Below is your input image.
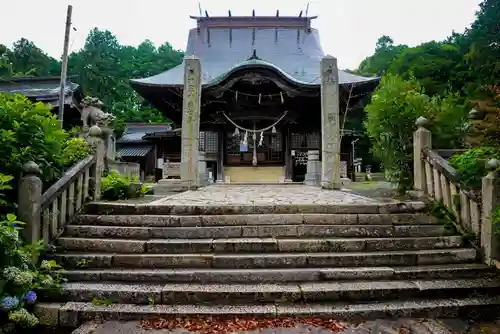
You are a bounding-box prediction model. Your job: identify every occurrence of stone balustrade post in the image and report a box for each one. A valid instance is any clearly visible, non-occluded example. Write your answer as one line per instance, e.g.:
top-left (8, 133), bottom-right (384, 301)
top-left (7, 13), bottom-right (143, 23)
top-left (481, 159), bottom-right (500, 265)
top-left (18, 161), bottom-right (42, 244)
top-left (304, 150), bottom-right (321, 186)
top-left (413, 117), bottom-right (432, 193)
top-left (88, 125), bottom-right (106, 201)
top-left (198, 151), bottom-right (208, 187)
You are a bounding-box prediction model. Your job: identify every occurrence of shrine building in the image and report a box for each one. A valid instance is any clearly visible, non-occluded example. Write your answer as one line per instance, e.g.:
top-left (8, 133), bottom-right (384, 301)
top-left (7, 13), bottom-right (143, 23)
top-left (130, 12), bottom-right (379, 186)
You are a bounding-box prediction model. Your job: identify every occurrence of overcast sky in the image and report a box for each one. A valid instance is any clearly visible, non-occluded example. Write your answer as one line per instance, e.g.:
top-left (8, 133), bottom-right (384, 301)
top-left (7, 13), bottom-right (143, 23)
top-left (2, 0), bottom-right (481, 70)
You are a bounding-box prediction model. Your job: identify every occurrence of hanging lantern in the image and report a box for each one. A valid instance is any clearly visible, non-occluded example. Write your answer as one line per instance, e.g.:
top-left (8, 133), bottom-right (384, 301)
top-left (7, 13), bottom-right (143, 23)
top-left (233, 127), bottom-right (240, 136)
top-left (272, 126), bottom-right (277, 134)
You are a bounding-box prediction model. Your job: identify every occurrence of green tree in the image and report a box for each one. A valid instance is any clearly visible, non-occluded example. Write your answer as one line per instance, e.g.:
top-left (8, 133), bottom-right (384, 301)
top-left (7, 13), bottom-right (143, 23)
top-left (356, 36), bottom-right (408, 76)
top-left (364, 75), bottom-right (468, 192)
top-left (10, 38), bottom-right (59, 77)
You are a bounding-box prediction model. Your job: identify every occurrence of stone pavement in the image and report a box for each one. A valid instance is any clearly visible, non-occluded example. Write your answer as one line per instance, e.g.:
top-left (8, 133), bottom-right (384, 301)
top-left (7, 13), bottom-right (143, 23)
top-left (149, 185), bottom-right (380, 206)
top-left (71, 318), bottom-right (492, 334)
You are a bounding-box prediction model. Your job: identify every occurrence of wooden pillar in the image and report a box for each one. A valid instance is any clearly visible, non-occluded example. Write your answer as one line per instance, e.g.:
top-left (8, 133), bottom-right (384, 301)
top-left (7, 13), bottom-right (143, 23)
top-left (216, 130), bottom-right (225, 183)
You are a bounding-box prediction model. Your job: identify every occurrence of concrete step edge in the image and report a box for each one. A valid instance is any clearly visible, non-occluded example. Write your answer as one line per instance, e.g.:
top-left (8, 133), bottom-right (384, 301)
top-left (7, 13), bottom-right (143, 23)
top-left (62, 224), bottom-right (455, 239)
top-left (57, 236), bottom-right (465, 254)
top-left (74, 213), bottom-right (439, 227)
top-left (83, 201), bottom-right (427, 215)
top-left (35, 296), bottom-right (500, 327)
top-left (62, 264), bottom-right (494, 282)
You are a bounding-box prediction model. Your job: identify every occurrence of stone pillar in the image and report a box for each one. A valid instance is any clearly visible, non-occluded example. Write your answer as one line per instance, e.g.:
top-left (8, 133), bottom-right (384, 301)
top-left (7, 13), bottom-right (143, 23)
top-left (198, 151), bottom-right (208, 187)
top-left (180, 56), bottom-right (202, 189)
top-left (413, 117), bottom-right (432, 193)
top-left (304, 150), bottom-right (321, 186)
top-left (217, 131), bottom-right (225, 183)
top-left (88, 125), bottom-right (106, 201)
top-left (18, 161), bottom-right (42, 244)
top-left (320, 56), bottom-right (341, 189)
top-left (481, 159), bottom-right (500, 265)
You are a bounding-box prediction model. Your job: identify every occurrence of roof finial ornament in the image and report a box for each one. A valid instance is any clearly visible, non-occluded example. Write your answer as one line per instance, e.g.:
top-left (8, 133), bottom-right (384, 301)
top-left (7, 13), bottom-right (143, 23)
top-left (276, 10), bottom-right (279, 17)
top-left (298, 10), bottom-right (303, 17)
top-left (248, 49), bottom-right (259, 60)
top-left (252, 9), bottom-right (255, 17)
top-left (228, 10), bottom-right (232, 17)
top-left (205, 10), bottom-right (209, 17)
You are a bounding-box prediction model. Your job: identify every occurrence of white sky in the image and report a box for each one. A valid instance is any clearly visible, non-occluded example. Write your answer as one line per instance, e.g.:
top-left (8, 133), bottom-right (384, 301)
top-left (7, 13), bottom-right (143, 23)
top-left (2, 0), bottom-right (481, 70)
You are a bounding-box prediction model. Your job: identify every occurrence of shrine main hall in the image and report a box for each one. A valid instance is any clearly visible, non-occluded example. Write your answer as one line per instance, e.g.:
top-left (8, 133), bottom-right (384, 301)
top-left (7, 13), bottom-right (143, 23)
top-left (130, 12), bottom-right (379, 188)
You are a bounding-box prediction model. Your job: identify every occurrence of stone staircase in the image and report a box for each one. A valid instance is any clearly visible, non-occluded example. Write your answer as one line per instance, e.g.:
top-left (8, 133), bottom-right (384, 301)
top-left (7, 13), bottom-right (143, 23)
top-left (36, 200), bottom-right (500, 328)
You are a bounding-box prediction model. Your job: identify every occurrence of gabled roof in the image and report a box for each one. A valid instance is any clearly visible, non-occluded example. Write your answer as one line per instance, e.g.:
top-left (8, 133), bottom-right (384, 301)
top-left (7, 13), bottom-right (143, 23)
top-left (130, 17), bottom-right (378, 89)
top-left (118, 123), bottom-right (173, 143)
top-left (0, 76), bottom-right (80, 102)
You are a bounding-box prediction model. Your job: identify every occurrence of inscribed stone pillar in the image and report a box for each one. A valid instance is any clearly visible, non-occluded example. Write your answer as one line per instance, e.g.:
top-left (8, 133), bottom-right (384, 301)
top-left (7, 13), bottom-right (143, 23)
top-left (413, 117), bottom-right (432, 193)
top-left (180, 56), bottom-right (202, 189)
top-left (320, 56), bottom-right (341, 189)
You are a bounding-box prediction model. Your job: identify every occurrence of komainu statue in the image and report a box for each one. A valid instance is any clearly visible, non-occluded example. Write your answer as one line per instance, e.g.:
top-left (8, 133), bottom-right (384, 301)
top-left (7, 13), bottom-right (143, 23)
top-left (72, 96), bottom-right (115, 130)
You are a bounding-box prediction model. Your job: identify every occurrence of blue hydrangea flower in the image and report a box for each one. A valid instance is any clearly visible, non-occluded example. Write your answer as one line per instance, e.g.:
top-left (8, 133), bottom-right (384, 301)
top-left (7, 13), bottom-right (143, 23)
top-left (1, 296), bottom-right (19, 311)
top-left (24, 291), bottom-right (37, 304)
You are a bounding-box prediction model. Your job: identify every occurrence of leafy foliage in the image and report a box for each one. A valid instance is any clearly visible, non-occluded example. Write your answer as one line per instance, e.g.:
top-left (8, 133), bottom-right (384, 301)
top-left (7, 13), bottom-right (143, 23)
top-left (0, 94), bottom-right (68, 183)
top-left (364, 75), bottom-right (468, 193)
top-left (0, 175), bottom-right (65, 330)
top-left (59, 138), bottom-right (92, 168)
top-left (449, 146), bottom-right (500, 189)
top-left (101, 171), bottom-right (148, 201)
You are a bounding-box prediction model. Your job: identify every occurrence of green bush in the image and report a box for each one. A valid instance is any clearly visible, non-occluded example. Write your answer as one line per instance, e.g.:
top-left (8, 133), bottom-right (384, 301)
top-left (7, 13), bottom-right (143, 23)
top-left (0, 93), bottom-right (68, 183)
top-left (0, 173), bottom-right (65, 330)
top-left (364, 75), bottom-right (468, 193)
top-left (60, 138), bottom-right (92, 169)
top-left (449, 146), bottom-right (500, 189)
top-left (101, 171), bottom-right (148, 201)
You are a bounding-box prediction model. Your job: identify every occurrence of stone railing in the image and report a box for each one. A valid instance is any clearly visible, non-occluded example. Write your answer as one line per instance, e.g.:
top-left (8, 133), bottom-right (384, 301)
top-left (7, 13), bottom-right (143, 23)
top-left (413, 117), bottom-right (500, 265)
top-left (17, 125), bottom-right (106, 245)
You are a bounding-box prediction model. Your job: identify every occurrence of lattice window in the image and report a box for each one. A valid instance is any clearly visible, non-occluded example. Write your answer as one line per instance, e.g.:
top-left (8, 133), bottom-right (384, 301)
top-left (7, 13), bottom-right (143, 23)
top-left (307, 132), bottom-right (320, 149)
top-left (198, 132), bottom-right (218, 153)
top-left (291, 132), bottom-right (320, 149)
top-left (204, 132), bottom-right (218, 153)
top-left (199, 132), bottom-right (206, 151)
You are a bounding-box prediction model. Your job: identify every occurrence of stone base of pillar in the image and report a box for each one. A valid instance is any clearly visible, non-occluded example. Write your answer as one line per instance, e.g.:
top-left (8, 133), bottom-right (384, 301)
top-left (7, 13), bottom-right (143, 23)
top-left (304, 150), bottom-right (321, 186)
top-left (285, 178), bottom-right (293, 183)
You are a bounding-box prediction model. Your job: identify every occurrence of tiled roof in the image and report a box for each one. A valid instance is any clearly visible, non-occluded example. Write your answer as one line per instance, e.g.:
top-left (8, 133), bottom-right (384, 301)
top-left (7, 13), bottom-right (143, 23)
top-left (116, 145), bottom-right (153, 157)
top-left (117, 123), bottom-right (173, 143)
top-left (0, 76), bottom-right (79, 101)
top-left (131, 25), bottom-right (378, 88)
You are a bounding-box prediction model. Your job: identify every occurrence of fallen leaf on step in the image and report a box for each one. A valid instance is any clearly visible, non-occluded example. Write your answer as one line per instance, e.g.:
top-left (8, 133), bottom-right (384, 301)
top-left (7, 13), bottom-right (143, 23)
top-left (140, 315), bottom-right (345, 333)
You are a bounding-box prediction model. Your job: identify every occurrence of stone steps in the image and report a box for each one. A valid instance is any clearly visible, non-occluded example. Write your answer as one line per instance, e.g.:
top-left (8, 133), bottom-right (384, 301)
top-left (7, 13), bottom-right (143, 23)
top-left (63, 224), bottom-right (455, 239)
top-left (83, 201), bottom-right (427, 215)
top-left (53, 248), bottom-right (477, 269)
top-left (36, 296), bottom-right (500, 327)
top-left (62, 264), bottom-right (495, 283)
top-left (74, 213), bottom-right (440, 227)
top-left (57, 236), bottom-right (465, 253)
top-left (41, 197), bottom-right (499, 327)
top-left (47, 278), bottom-right (500, 305)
